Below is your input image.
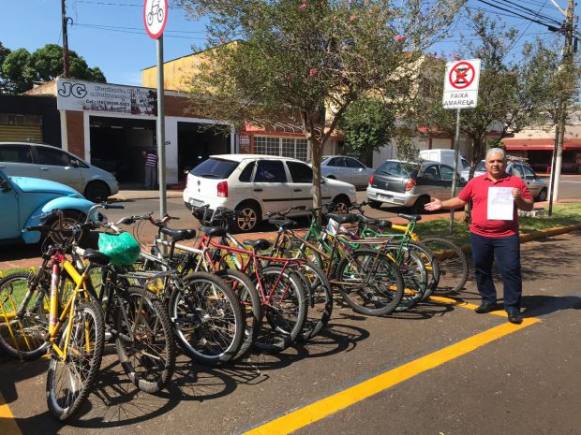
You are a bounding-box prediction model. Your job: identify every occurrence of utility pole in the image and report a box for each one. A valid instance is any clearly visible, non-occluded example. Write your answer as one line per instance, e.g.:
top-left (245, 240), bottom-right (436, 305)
top-left (61, 0), bottom-right (69, 77)
top-left (548, 0), bottom-right (575, 215)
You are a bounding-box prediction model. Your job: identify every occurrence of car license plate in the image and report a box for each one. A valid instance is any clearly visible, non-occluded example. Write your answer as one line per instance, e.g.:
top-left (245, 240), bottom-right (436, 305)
top-left (189, 199), bottom-right (205, 208)
top-left (378, 194), bottom-right (392, 201)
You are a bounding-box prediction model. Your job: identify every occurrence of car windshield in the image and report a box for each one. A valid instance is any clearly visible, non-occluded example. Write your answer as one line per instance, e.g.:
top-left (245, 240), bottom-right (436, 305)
top-left (191, 158), bottom-right (239, 179)
top-left (476, 160), bottom-right (486, 172)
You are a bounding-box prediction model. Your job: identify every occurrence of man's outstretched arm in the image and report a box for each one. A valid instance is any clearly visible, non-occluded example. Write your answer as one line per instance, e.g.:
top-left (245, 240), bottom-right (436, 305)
top-left (425, 197), bottom-right (467, 212)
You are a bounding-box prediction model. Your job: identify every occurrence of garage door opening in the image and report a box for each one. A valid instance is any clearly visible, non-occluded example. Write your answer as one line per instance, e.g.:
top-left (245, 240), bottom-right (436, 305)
top-left (178, 122), bottom-right (230, 181)
top-left (90, 116), bottom-right (156, 185)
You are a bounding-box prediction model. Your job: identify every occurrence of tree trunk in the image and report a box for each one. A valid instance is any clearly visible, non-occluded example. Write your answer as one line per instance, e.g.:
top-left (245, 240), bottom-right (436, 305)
top-left (310, 136), bottom-right (323, 222)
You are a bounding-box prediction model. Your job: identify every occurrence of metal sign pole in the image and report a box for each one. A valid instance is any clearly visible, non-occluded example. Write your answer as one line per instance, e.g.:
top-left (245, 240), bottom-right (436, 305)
top-left (449, 108), bottom-right (461, 234)
top-left (156, 35), bottom-right (167, 217)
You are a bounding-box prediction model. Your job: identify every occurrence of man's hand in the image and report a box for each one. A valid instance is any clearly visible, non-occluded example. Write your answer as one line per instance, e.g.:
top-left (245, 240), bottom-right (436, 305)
top-left (425, 198), bottom-right (442, 212)
top-left (512, 188), bottom-right (522, 200)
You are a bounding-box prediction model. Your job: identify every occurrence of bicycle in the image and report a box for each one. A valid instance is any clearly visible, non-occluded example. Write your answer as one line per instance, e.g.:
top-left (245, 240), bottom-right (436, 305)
top-left (0, 209), bottom-right (106, 421)
top-left (110, 212), bottom-right (245, 365)
top-left (270, 206), bottom-right (405, 316)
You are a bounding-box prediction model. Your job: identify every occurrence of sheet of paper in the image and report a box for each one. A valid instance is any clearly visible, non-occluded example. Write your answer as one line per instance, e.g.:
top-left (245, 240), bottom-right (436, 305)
top-left (487, 187), bottom-right (514, 220)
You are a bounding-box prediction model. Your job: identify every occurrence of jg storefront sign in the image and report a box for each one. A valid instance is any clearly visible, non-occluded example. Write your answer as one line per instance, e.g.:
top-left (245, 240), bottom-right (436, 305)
top-left (56, 78), bottom-right (157, 115)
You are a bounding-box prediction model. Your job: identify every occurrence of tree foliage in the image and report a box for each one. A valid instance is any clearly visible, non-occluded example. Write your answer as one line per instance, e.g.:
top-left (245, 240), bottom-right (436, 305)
top-left (338, 97), bottom-right (396, 165)
top-left (178, 0), bottom-right (463, 210)
top-left (0, 43), bottom-right (106, 94)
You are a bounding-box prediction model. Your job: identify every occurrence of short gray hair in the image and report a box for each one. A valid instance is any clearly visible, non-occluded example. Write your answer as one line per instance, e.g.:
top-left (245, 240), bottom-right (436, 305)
top-left (486, 147), bottom-right (506, 161)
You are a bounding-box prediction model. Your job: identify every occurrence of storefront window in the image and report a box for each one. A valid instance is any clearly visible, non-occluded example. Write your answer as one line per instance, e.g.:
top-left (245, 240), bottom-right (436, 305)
top-left (254, 136), bottom-right (309, 161)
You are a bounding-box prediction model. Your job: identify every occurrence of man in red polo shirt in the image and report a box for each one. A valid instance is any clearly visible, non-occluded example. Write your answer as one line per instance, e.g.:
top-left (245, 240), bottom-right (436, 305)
top-left (425, 148), bottom-right (534, 324)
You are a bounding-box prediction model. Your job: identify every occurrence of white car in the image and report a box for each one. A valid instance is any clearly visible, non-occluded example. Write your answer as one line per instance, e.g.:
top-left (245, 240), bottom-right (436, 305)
top-left (183, 154), bottom-right (357, 232)
top-left (0, 142), bottom-right (119, 202)
top-left (321, 155), bottom-right (374, 189)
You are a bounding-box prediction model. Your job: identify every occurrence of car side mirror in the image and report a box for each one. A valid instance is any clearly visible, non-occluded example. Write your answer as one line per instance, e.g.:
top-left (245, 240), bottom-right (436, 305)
top-left (0, 178), bottom-right (12, 192)
top-left (70, 159), bottom-right (80, 168)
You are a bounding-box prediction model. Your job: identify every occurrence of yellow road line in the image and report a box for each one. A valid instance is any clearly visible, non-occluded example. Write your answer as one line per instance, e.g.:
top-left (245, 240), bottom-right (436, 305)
top-left (0, 393), bottom-right (22, 435)
top-left (245, 317), bottom-right (540, 435)
top-left (428, 295), bottom-right (509, 318)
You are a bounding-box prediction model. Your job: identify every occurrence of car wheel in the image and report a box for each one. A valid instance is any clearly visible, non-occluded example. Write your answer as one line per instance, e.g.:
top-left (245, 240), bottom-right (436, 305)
top-left (369, 200), bottom-right (382, 209)
top-left (332, 195), bottom-right (351, 214)
top-left (536, 188), bottom-right (547, 202)
top-left (47, 210), bottom-right (86, 245)
top-left (234, 202), bottom-right (260, 233)
top-left (412, 196), bottom-right (430, 215)
top-left (85, 181), bottom-right (111, 203)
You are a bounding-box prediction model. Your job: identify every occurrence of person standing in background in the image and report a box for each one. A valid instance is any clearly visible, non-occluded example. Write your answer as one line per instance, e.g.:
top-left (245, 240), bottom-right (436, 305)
top-left (143, 149), bottom-right (158, 189)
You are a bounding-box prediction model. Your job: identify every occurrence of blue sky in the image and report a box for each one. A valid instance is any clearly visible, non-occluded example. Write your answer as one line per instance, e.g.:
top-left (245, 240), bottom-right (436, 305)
top-left (0, 0), bottom-right (573, 87)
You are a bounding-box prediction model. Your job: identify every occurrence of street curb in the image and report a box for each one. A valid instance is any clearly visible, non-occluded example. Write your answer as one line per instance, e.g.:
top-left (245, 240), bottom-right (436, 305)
top-left (111, 192), bottom-right (183, 202)
top-left (459, 223), bottom-right (581, 254)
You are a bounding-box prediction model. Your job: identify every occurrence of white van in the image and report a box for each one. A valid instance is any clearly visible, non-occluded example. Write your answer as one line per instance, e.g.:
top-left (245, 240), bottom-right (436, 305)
top-left (419, 149), bottom-right (470, 181)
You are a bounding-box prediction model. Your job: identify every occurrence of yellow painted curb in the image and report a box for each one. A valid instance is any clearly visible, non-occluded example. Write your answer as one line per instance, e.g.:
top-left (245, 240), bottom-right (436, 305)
top-left (0, 393), bottom-right (21, 435)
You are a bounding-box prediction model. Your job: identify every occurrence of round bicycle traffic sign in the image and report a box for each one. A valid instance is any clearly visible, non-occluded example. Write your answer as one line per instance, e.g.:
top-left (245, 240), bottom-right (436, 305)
top-left (448, 62), bottom-right (476, 90)
top-left (144, 0), bottom-right (168, 39)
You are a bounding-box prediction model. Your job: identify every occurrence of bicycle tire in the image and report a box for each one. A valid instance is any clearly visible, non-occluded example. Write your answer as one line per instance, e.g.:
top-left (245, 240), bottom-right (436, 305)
top-left (214, 269), bottom-right (261, 360)
top-left (170, 272), bottom-right (243, 365)
top-left (407, 241), bottom-right (440, 299)
top-left (253, 266), bottom-right (307, 352)
top-left (334, 249), bottom-right (404, 316)
top-left (382, 246), bottom-right (428, 312)
top-left (46, 300), bottom-right (105, 421)
top-left (0, 272), bottom-right (50, 360)
top-left (294, 262), bottom-right (333, 341)
top-left (114, 287), bottom-right (176, 393)
top-left (421, 237), bottom-right (469, 294)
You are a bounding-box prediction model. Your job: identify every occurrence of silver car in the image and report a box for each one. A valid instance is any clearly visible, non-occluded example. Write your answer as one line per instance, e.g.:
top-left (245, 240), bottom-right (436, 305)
top-left (461, 159), bottom-right (547, 201)
top-left (321, 155), bottom-right (374, 189)
top-left (367, 160), bottom-right (465, 213)
top-left (0, 142), bottom-right (119, 202)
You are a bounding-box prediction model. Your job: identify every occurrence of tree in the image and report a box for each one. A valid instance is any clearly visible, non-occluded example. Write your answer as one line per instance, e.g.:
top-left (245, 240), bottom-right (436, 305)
top-left (413, 13), bottom-right (561, 179)
top-left (179, 0), bottom-right (463, 212)
top-left (0, 43), bottom-right (106, 94)
top-left (338, 97), bottom-right (396, 166)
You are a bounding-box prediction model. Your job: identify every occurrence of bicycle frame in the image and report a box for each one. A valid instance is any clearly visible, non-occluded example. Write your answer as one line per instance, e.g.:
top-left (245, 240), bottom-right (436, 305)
top-left (48, 253), bottom-right (97, 361)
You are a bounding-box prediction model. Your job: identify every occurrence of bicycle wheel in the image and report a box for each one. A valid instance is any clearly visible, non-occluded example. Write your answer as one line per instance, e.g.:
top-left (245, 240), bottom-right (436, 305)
top-left (407, 241), bottom-right (440, 299)
top-left (214, 269), bottom-right (261, 360)
top-left (114, 287), bottom-right (175, 394)
top-left (170, 272), bottom-right (243, 365)
top-left (46, 300), bottom-right (105, 421)
top-left (294, 262), bottom-right (333, 341)
top-left (421, 237), bottom-right (469, 294)
top-left (253, 266), bottom-right (307, 352)
top-left (383, 246), bottom-right (428, 312)
top-left (0, 272), bottom-right (50, 360)
top-left (335, 249), bottom-right (404, 316)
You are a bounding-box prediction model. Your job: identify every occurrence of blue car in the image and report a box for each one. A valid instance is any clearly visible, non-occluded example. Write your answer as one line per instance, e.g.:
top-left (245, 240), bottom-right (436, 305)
top-left (0, 169), bottom-right (95, 244)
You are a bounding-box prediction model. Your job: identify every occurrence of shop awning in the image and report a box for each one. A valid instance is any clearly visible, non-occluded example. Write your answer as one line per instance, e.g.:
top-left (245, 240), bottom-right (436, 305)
top-left (503, 138), bottom-right (581, 151)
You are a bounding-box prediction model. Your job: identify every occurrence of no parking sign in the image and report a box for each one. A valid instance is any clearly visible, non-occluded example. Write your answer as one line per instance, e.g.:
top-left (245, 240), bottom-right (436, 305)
top-left (442, 59), bottom-right (481, 109)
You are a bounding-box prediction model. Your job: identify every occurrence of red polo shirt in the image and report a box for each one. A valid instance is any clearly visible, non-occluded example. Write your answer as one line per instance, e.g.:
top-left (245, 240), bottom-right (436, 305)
top-left (458, 173), bottom-right (532, 238)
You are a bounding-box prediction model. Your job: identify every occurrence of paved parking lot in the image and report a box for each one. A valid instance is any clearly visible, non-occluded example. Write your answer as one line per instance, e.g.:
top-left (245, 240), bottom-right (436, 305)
top-left (1, 231), bottom-right (580, 434)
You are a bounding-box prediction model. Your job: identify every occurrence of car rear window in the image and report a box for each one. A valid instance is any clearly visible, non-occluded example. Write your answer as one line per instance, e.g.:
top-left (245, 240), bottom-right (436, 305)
top-left (376, 161), bottom-right (418, 177)
top-left (191, 158), bottom-right (239, 179)
top-left (0, 145), bottom-right (33, 163)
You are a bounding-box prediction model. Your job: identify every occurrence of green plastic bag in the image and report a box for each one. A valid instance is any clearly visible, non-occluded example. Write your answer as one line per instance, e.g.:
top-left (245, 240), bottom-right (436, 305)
top-left (98, 232), bottom-right (141, 266)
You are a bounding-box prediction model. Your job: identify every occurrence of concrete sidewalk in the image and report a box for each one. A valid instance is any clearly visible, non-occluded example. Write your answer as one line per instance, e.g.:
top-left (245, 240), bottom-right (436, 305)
top-left (110, 190), bottom-right (183, 201)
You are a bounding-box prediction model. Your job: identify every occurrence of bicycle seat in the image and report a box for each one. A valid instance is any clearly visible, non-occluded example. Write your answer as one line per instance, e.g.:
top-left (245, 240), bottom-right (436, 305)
top-left (357, 215), bottom-right (393, 229)
top-left (327, 213), bottom-right (359, 224)
top-left (200, 225), bottom-right (227, 237)
top-left (242, 239), bottom-right (272, 251)
top-left (397, 213), bottom-right (422, 222)
top-left (268, 218), bottom-right (296, 228)
top-left (83, 249), bottom-right (110, 266)
top-left (160, 227), bottom-right (196, 241)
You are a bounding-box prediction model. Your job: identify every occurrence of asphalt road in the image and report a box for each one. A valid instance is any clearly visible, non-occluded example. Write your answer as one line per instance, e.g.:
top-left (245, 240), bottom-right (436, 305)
top-left (1, 231), bottom-right (580, 434)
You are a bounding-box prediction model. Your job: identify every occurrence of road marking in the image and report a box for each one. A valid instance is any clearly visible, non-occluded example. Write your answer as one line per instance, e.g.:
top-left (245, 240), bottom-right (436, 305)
top-left (244, 317), bottom-right (540, 435)
top-left (428, 295), bottom-right (508, 318)
top-left (0, 393), bottom-right (21, 435)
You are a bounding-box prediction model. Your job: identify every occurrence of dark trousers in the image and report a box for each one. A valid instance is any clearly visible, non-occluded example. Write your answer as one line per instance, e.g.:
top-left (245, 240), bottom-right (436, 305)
top-left (470, 233), bottom-right (522, 312)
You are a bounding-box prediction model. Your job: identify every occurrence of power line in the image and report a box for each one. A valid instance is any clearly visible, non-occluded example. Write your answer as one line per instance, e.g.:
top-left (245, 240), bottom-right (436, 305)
top-left (496, 0), bottom-right (563, 26)
top-left (476, 0), bottom-right (563, 30)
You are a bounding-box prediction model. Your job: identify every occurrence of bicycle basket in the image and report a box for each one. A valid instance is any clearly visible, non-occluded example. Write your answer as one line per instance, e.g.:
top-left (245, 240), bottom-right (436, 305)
top-left (97, 232), bottom-right (141, 266)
